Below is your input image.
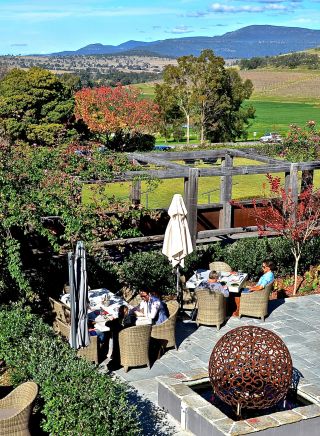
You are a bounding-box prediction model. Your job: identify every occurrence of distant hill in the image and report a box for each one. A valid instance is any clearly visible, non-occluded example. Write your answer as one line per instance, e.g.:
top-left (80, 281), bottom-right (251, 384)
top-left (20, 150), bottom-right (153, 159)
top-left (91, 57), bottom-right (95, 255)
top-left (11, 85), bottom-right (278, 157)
top-left (50, 25), bottom-right (320, 59)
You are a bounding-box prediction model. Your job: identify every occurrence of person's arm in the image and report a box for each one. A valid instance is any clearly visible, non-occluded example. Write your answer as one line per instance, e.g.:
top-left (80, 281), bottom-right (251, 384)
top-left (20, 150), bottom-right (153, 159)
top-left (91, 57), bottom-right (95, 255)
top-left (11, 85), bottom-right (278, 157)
top-left (220, 284), bottom-right (229, 297)
top-left (148, 299), bottom-right (160, 321)
top-left (249, 273), bottom-right (271, 291)
top-left (248, 284), bottom-right (264, 291)
top-left (132, 301), bottom-right (145, 317)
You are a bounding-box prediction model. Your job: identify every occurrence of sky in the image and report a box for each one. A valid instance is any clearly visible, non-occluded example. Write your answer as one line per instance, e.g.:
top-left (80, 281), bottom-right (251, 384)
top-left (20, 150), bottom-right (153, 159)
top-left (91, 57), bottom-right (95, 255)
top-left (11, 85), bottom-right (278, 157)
top-left (0, 0), bottom-right (320, 55)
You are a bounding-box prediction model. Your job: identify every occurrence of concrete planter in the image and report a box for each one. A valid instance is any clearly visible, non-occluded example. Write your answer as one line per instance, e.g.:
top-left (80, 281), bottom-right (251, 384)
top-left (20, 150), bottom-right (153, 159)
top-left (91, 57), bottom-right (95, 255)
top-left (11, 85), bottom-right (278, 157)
top-left (157, 369), bottom-right (320, 436)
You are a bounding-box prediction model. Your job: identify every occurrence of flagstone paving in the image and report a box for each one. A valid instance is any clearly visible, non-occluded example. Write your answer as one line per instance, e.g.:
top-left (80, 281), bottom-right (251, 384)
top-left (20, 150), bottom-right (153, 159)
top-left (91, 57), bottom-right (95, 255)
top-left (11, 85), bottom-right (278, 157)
top-left (100, 294), bottom-right (320, 435)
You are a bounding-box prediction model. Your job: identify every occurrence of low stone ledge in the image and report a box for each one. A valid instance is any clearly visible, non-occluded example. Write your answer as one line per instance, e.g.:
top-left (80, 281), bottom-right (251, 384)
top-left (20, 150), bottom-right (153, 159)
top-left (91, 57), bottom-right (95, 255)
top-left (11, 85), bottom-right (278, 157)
top-left (157, 368), bottom-right (320, 435)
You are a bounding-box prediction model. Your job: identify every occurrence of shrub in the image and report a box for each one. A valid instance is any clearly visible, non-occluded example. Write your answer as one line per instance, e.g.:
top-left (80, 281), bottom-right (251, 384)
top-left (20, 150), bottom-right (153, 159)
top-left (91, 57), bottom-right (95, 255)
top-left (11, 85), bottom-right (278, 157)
top-left (181, 243), bottom-right (225, 277)
top-left (0, 306), bottom-right (141, 436)
top-left (118, 251), bottom-right (175, 295)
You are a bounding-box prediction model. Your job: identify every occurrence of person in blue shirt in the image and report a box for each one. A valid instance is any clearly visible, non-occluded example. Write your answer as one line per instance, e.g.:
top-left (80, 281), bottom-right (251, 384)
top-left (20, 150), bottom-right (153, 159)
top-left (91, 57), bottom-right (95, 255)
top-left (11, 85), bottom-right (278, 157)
top-left (242, 260), bottom-right (275, 293)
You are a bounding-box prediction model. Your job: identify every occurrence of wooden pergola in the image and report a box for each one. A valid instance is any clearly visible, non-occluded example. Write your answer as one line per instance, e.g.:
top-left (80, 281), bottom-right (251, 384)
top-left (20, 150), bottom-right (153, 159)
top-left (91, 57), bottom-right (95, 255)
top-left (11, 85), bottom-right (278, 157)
top-left (95, 148), bottom-right (320, 249)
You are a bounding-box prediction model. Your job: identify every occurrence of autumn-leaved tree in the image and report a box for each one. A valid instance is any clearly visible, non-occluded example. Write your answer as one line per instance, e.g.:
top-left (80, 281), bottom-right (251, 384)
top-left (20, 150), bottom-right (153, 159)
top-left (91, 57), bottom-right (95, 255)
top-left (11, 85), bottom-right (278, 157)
top-left (251, 174), bottom-right (320, 295)
top-left (74, 84), bottom-right (159, 147)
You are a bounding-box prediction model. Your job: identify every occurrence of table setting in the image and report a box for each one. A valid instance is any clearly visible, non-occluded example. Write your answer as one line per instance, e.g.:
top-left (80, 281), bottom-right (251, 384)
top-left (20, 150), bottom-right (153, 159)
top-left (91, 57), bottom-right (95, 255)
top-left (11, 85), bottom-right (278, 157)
top-left (186, 269), bottom-right (248, 293)
top-left (61, 288), bottom-right (128, 332)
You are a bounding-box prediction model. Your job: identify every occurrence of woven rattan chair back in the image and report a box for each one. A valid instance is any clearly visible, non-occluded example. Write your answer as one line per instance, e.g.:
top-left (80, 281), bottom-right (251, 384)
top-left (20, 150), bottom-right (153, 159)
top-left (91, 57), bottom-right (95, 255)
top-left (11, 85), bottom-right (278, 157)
top-left (0, 381), bottom-right (38, 436)
top-left (49, 297), bottom-right (71, 327)
top-left (239, 281), bottom-right (274, 322)
top-left (56, 319), bottom-right (99, 364)
top-left (151, 300), bottom-right (179, 350)
top-left (209, 261), bottom-right (232, 273)
top-left (195, 289), bottom-right (226, 330)
top-left (119, 324), bottom-right (151, 372)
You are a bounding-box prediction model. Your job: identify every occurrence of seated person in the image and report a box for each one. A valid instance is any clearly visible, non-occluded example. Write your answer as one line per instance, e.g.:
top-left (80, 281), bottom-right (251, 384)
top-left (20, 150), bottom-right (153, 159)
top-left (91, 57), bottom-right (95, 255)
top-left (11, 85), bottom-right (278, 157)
top-left (106, 304), bottom-right (136, 332)
top-left (242, 260), bottom-right (275, 294)
top-left (197, 270), bottom-right (229, 297)
top-left (132, 290), bottom-right (168, 325)
top-left (105, 305), bottom-right (136, 363)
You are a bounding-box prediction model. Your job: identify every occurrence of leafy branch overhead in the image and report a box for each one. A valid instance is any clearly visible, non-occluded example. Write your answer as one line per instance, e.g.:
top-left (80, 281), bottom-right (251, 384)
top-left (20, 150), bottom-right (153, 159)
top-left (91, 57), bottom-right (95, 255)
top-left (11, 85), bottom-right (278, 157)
top-left (0, 138), bottom-right (150, 301)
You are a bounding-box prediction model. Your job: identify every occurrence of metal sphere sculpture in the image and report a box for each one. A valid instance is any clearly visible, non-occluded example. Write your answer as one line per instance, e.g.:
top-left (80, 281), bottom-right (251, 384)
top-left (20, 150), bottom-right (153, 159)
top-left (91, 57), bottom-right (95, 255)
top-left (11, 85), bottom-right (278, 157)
top-left (209, 326), bottom-right (292, 413)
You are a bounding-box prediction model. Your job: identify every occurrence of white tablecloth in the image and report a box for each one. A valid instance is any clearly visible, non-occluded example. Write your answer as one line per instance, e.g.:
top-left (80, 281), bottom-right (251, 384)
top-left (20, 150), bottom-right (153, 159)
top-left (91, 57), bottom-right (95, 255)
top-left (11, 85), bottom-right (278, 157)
top-left (186, 270), bottom-right (248, 293)
top-left (61, 288), bottom-right (129, 332)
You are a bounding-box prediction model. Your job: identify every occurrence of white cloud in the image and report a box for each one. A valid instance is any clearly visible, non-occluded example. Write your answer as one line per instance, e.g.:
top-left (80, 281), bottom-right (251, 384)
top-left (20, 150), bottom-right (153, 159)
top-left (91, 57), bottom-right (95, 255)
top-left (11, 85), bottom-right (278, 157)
top-left (166, 25), bottom-right (194, 34)
top-left (0, 3), bottom-right (180, 22)
top-left (209, 2), bottom-right (288, 13)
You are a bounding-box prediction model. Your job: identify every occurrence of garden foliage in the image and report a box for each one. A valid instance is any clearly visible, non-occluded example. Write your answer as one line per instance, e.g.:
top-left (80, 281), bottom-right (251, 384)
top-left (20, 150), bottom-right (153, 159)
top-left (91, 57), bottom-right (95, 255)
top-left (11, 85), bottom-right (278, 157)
top-left (0, 138), bottom-right (151, 302)
top-left (118, 251), bottom-right (176, 295)
top-left (0, 306), bottom-right (141, 435)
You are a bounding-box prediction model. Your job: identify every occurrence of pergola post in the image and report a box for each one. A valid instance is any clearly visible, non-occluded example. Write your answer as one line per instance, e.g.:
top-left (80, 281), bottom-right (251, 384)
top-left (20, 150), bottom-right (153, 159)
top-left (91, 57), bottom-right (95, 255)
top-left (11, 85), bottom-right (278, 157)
top-left (219, 152), bottom-right (233, 229)
top-left (289, 163), bottom-right (299, 222)
top-left (130, 179), bottom-right (141, 206)
top-left (185, 168), bottom-right (199, 249)
top-left (284, 171), bottom-right (290, 193)
top-left (289, 163), bottom-right (299, 205)
top-left (301, 169), bottom-right (314, 192)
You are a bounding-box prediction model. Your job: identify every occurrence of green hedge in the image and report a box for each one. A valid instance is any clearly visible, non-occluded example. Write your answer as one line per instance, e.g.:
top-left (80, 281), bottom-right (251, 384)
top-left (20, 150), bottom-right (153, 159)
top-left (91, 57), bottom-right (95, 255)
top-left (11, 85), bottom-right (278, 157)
top-left (180, 236), bottom-right (320, 280)
top-left (118, 251), bottom-right (176, 295)
top-left (0, 306), bottom-right (141, 436)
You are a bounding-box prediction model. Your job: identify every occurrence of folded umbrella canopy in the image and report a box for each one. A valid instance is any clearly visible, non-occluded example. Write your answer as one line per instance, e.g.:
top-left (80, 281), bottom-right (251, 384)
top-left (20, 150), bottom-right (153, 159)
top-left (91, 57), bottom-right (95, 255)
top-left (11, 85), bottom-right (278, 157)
top-left (162, 194), bottom-right (193, 304)
top-left (69, 241), bottom-right (90, 349)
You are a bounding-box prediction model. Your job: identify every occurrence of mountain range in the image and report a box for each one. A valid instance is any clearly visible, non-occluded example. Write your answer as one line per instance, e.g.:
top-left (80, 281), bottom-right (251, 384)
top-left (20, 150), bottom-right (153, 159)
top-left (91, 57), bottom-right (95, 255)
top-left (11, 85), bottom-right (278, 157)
top-left (51, 25), bottom-right (320, 59)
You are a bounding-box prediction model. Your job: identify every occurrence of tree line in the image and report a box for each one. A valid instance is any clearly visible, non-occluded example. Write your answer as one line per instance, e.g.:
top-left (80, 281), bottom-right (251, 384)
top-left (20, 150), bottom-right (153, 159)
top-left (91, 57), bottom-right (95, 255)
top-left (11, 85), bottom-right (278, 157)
top-left (0, 50), bottom-right (255, 148)
top-left (239, 52), bottom-right (320, 70)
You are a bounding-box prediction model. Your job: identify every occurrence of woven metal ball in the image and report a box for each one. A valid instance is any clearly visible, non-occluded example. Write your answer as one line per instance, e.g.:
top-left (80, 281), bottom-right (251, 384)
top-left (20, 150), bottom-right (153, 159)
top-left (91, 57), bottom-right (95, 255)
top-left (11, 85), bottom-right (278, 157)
top-left (209, 326), bottom-right (292, 411)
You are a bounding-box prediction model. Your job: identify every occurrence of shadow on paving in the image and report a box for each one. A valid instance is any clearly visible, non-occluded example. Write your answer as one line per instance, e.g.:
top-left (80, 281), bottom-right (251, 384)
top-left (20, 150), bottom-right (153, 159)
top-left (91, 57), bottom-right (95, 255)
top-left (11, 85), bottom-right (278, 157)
top-left (175, 320), bottom-right (198, 348)
top-left (127, 386), bottom-right (177, 436)
top-left (268, 298), bottom-right (285, 315)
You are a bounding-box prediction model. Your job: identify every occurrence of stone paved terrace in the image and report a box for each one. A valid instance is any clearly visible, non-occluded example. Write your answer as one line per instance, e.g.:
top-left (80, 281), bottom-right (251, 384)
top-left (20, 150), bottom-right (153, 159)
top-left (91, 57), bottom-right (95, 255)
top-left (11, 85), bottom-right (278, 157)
top-left (100, 294), bottom-right (320, 435)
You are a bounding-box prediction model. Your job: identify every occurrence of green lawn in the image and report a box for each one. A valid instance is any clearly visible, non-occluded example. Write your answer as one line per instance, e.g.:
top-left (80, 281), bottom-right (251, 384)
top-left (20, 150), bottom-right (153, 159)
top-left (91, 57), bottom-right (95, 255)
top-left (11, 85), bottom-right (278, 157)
top-left (83, 159), bottom-right (320, 209)
top-left (134, 82), bottom-right (320, 142)
top-left (245, 101), bottom-right (320, 139)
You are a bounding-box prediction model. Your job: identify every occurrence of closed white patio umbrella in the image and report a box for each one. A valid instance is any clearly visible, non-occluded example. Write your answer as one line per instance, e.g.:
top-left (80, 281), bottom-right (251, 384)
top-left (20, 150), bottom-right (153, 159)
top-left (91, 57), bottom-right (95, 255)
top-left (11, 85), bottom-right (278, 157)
top-left (162, 194), bottom-right (193, 305)
top-left (69, 241), bottom-right (90, 349)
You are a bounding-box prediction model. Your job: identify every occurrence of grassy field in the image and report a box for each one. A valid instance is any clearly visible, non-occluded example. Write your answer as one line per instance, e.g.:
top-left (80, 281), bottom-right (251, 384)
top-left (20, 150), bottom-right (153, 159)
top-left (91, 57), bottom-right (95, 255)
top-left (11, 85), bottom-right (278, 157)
top-left (85, 70), bottom-right (320, 209)
top-left (83, 159), bottom-right (320, 209)
top-left (134, 70), bottom-right (320, 140)
top-left (245, 101), bottom-right (320, 138)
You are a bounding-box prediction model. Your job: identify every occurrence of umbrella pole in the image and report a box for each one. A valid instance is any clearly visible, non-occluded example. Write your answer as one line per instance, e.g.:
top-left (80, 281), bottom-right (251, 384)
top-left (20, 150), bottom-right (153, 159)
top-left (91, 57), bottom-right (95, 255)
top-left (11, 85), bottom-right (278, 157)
top-left (68, 252), bottom-right (77, 349)
top-left (176, 265), bottom-right (183, 311)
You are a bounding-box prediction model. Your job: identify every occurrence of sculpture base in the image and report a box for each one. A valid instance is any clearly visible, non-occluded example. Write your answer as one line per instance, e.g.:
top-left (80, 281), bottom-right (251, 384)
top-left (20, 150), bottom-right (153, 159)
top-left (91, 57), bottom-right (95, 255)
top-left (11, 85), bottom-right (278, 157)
top-left (157, 369), bottom-right (320, 436)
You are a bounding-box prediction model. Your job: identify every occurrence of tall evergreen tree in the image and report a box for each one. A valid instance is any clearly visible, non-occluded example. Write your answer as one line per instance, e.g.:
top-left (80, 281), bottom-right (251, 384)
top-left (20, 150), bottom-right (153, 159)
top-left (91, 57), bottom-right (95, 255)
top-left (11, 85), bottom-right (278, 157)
top-left (156, 49), bottom-right (255, 144)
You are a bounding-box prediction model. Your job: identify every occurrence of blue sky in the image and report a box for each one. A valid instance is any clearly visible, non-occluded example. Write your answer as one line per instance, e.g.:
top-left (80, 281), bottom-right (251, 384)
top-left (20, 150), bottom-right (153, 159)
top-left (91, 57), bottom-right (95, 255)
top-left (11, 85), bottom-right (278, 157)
top-left (0, 0), bottom-right (319, 55)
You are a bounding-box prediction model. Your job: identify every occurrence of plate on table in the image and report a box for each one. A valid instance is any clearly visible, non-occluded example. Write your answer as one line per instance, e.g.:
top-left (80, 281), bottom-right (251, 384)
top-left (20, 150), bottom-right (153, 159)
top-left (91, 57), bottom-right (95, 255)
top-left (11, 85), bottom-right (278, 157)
top-left (220, 272), bottom-right (231, 278)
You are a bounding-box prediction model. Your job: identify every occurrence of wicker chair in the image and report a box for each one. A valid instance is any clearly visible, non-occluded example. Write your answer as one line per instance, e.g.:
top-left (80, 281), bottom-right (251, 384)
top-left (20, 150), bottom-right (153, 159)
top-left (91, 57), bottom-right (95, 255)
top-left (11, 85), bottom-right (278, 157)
top-left (195, 289), bottom-right (226, 330)
top-left (56, 319), bottom-right (99, 365)
top-left (151, 300), bottom-right (179, 350)
top-left (49, 297), bottom-right (71, 331)
top-left (0, 381), bottom-right (38, 436)
top-left (209, 261), bottom-right (232, 273)
top-left (239, 282), bottom-right (274, 322)
top-left (119, 324), bottom-right (151, 372)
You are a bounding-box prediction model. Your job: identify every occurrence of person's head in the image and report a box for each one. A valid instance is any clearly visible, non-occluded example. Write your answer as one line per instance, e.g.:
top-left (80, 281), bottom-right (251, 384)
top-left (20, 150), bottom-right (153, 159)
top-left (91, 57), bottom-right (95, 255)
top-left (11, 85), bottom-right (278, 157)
top-left (139, 290), bottom-right (150, 302)
top-left (118, 305), bottom-right (129, 319)
top-left (262, 260), bottom-right (275, 272)
top-left (208, 271), bottom-right (219, 281)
